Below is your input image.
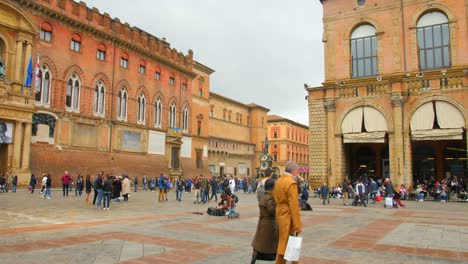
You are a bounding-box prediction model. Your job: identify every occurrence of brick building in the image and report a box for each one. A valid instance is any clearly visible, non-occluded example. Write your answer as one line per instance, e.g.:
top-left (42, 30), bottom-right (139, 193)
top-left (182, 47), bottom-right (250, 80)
top-left (207, 92), bottom-right (269, 178)
top-left (267, 115), bottom-right (309, 178)
top-left (0, 0), bottom-right (270, 186)
top-left (307, 0), bottom-right (468, 188)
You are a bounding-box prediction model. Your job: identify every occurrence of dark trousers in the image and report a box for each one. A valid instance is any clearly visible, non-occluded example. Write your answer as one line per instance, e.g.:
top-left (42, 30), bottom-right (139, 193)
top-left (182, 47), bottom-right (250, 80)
top-left (63, 184), bottom-right (69, 196)
top-left (103, 192), bottom-right (111, 208)
top-left (92, 189), bottom-right (98, 205)
top-left (123, 193), bottom-right (129, 202)
top-left (210, 191), bottom-right (217, 201)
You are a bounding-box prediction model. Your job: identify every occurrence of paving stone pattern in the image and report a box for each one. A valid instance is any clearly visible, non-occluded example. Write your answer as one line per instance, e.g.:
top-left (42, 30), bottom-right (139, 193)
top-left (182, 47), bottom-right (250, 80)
top-left (0, 189), bottom-right (467, 263)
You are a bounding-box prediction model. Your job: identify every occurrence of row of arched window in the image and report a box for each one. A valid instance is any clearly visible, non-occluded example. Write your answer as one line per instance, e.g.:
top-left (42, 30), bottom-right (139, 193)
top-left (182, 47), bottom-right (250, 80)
top-left (350, 11), bottom-right (451, 78)
top-left (35, 65), bottom-right (190, 132)
top-left (39, 21), bottom-right (188, 89)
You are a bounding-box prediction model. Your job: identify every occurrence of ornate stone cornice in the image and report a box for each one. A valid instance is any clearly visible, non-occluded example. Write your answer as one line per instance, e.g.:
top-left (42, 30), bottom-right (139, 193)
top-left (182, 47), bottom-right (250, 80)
top-left (21, 0), bottom-right (196, 78)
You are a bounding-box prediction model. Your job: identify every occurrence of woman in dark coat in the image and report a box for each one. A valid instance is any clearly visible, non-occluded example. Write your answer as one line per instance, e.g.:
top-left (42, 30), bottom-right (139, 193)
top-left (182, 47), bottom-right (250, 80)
top-left (112, 177), bottom-right (122, 202)
top-left (251, 178), bottom-right (278, 263)
top-left (85, 175), bottom-right (92, 204)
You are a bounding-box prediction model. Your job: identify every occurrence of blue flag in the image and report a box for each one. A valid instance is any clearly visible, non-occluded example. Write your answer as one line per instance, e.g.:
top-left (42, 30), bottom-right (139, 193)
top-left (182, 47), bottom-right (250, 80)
top-left (24, 56), bottom-right (33, 87)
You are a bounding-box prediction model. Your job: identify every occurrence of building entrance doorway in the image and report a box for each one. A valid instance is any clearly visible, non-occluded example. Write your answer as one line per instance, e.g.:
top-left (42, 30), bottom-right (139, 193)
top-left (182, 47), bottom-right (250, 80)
top-left (412, 140), bottom-right (467, 184)
top-left (0, 144), bottom-right (9, 172)
top-left (345, 143), bottom-right (389, 182)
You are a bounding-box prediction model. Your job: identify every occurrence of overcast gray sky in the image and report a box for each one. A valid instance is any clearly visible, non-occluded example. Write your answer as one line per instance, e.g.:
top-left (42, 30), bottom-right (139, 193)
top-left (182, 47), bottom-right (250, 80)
top-left (83, 0), bottom-right (324, 125)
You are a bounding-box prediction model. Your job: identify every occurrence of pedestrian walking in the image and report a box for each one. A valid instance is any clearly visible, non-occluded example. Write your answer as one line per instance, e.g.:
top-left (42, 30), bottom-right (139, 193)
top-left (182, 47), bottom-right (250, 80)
top-left (42, 174), bottom-right (51, 199)
top-left (85, 175), bottom-right (92, 204)
top-left (251, 178), bottom-right (278, 263)
top-left (122, 175), bottom-right (131, 202)
top-left (29, 174), bottom-right (37, 194)
top-left (75, 175), bottom-right (84, 196)
top-left (102, 175), bottom-right (112, 210)
top-left (142, 175), bottom-right (148, 192)
top-left (95, 174), bottom-right (103, 209)
top-left (272, 161), bottom-right (303, 264)
top-left (11, 174), bottom-right (17, 193)
top-left (61, 171), bottom-right (71, 197)
top-left (176, 177), bottom-right (185, 201)
top-left (134, 176), bottom-right (138, 192)
top-left (321, 182), bottom-right (329, 205)
top-left (40, 173), bottom-right (47, 194)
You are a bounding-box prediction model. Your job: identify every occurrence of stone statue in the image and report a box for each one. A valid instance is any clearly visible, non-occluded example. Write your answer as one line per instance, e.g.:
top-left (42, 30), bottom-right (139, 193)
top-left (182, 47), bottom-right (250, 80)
top-left (0, 57), bottom-right (5, 80)
top-left (263, 137), bottom-right (269, 154)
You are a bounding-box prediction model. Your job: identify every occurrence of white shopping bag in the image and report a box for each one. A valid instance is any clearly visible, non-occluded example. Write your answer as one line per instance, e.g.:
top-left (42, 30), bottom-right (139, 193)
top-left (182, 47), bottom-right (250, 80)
top-left (385, 197), bottom-right (393, 207)
top-left (284, 235), bottom-right (302, 261)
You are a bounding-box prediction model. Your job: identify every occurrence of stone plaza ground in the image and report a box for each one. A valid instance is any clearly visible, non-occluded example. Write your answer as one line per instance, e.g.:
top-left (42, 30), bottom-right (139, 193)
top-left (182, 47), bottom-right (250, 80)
top-left (0, 189), bottom-right (467, 264)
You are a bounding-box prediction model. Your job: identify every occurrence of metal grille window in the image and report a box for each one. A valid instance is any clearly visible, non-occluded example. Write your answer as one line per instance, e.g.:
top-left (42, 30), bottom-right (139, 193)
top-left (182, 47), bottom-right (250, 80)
top-left (417, 12), bottom-right (450, 70)
top-left (351, 24), bottom-right (377, 78)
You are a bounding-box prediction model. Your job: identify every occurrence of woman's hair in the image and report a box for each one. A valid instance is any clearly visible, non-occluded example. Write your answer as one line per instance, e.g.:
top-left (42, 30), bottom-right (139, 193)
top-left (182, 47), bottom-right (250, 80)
top-left (264, 178), bottom-right (276, 191)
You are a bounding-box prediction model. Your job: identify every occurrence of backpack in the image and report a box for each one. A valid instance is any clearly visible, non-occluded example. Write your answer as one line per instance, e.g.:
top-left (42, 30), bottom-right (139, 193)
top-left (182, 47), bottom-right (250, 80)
top-left (231, 194), bottom-right (239, 203)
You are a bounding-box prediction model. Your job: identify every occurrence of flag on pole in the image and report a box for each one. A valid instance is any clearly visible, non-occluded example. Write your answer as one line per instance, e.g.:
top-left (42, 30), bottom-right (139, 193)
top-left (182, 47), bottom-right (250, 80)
top-left (24, 56), bottom-right (33, 87)
top-left (34, 54), bottom-right (41, 94)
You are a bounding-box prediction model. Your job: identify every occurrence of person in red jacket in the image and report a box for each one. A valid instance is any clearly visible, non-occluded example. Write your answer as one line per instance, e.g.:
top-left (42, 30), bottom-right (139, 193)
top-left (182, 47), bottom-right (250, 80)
top-left (61, 171), bottom-right (71, 197)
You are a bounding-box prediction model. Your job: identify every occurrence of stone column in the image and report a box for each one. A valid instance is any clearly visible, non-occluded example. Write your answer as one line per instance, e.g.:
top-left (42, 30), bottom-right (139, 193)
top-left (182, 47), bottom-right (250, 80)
top-left (391, 94), bottom-right (405, 186)
top-left (21, 122), bottom-right (32, 170)
top-left (14, 40), bottom-right (24, 82)
top-left (12, 121), bottom-right (23, 169)
top-left (325, 99), bottom-right (336, 186)
top-left (308, 99), bottom-right (328, 188)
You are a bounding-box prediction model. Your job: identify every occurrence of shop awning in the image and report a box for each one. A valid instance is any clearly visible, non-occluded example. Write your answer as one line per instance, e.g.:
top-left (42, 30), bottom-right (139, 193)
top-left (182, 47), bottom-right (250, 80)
top-left (411, 128), bottom-right (464, 141)
top-left (343, 131), bottom-right (386, 143)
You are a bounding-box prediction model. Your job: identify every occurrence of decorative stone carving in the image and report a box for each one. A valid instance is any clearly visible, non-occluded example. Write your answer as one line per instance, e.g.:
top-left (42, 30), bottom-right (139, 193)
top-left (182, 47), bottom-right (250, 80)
top-left (324, 100), bottom-right (336, 112)
top-left (391, 95), bottom-right (405, 107)
top-left (32, 113), bottom-right (56, 138)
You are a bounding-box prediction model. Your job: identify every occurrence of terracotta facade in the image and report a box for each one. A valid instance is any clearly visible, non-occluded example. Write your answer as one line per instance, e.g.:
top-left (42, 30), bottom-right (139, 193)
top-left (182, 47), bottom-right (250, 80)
top-left (267, 115), bottom-right (309, 178)
top-left (308, 0), bottom-right (468, 188)
top-left (208, 92), bottom-right (269, 178)
top-left (0, 0), bottom-right (270, 186)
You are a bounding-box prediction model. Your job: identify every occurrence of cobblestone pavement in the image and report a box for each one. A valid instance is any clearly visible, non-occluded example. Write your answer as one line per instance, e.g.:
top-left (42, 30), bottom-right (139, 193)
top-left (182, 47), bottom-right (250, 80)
top-left (0, 189), bottom-right (467, 264)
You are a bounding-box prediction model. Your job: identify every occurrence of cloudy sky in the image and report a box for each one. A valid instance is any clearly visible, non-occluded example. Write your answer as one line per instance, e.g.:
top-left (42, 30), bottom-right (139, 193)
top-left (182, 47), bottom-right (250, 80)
top-left (83, 0), bottom-right (325, 125)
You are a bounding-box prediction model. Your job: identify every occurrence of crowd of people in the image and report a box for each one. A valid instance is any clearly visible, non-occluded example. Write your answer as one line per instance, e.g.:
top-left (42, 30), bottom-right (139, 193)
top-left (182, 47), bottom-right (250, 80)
top-left (314, 175), bottom-right (468, 208)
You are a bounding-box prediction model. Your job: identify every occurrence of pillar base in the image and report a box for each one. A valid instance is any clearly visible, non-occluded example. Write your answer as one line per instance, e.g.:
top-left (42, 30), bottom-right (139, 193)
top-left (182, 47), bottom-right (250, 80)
top-left (10, 168), bottom-right (31, 187)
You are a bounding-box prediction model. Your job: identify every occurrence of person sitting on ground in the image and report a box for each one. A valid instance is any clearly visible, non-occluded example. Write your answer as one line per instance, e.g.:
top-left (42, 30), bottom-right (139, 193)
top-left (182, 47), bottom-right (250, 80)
top-left (218, 188), bottom-right (233, 213)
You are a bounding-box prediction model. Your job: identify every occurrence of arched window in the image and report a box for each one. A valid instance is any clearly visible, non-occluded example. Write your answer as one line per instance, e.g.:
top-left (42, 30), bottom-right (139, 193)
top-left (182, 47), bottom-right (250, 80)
top-left (117, 87), bottom-right (128, 120)
top-left (120, 52), bottom-right (129, 69)
top-left (93, 80), bottom-right (105, 116)
top-left (97, 43), bottom-right (106, 61)
top-left (169, 74), bottom-right (175, 86)
top-left (169, 102), bottom-right (176, 128)
top-left (155, 97), bottom-right (162, 128)
top-left (40, 22), bottom-right (53, 42)
top-left (182, 106), bottom-right (189, 132)
top-left (35, 64), bottom-right (52, 106)
top-left (417, 11), bottom-right (450, 70)
top-left (66, 73), bottom-right (80, 111)
top-left (350, 24), bottom-right (377, 78)
top-left (139, 61), bottom-right (146, 74)
top-left (70, 33), bottom-right (81, 52)
top-left (155, 67), bottom-right (161, 80)
top-left (137, 93), bottom-right (146, 124)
